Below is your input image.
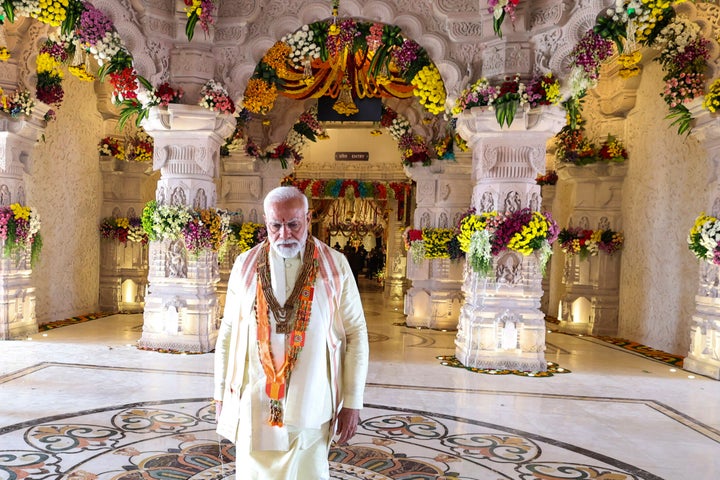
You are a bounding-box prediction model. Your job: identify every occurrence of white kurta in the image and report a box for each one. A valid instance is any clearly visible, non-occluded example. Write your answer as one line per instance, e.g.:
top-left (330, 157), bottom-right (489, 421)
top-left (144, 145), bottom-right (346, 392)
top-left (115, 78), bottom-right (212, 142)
top-left (213, 238), bottom-right (368, 477)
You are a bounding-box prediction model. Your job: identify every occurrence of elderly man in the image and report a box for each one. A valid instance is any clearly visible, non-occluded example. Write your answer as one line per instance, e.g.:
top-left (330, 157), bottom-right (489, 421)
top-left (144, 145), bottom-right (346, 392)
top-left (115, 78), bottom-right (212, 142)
top-left (214, 186), bottom-right (369, 479)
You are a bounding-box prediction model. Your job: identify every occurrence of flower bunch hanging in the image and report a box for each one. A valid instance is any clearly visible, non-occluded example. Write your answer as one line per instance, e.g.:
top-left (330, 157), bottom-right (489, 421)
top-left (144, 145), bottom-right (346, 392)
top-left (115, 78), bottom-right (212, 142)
top-left (229, 222), bottom-right (267, 253)
top-left (487, 0), bottom-right (520, 38)
top-left (182, 208), bottom-right (230, 257)
top-left (98, 136), bottom-right (124, 159)
top-left (184, 0), bottom-right (216, 41)
top-left (282, 25), bottom-right (321, 67)
top-left (198, 79), bottom-right (235, 114)
top-left (410, 64), bottom-right (446, 115)
top-left (688, 212), bottom-right (720, 265)
top-left (558, 227), bottom-right (624, 259)
top-left (154, 82), bottom-right (184, 107)
top-left (567, 30), bottom-right (615, 96)
top-left (99, 216), bottom-right (147, 245)
top-left (141, 201), bottom-right (192, 242)
top-left (457, 208), bottom-right (558, 276)
top-left (35, 40), bottom-right (66, 107)
top-left (0, 203), bottom-right (42, 266)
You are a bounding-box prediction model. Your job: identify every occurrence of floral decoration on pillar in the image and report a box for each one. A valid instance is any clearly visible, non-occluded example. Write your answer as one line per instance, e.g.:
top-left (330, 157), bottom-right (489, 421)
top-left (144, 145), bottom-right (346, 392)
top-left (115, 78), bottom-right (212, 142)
top-left (688, 213), bottom-right (720, 266)
top-left (487, 0), bottom-right (520, 38)
top-left (456, 208), bottom-right (558, 276)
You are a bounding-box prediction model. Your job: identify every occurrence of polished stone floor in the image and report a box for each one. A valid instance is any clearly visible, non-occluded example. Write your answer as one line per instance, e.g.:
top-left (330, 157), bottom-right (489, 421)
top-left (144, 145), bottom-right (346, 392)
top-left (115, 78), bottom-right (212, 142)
top-left (1, 279), bottom-right (719, 480)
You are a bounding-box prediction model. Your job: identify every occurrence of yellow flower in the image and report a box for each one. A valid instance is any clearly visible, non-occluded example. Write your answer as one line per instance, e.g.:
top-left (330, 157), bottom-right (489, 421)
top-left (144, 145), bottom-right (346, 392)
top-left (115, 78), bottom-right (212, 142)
top-left (0, 47), bottom-right (10, 62)
top-left (243, 78), bottom-right (278, 114)
top-left (68, 64), bottom-right (95, 82)
top-left (11, 203), bottom-right (31, 221)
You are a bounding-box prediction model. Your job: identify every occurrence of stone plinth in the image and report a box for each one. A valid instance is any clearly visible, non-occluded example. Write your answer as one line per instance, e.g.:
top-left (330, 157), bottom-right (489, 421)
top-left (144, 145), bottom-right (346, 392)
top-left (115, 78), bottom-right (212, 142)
top-left (0, 250), bottom-right (36, 340)
top-left (405, 257), bottom-right (464, 330)
top-left (455, 251), bottom-right (547, 371)
top-left (99, 239), bottom-right (149, 314)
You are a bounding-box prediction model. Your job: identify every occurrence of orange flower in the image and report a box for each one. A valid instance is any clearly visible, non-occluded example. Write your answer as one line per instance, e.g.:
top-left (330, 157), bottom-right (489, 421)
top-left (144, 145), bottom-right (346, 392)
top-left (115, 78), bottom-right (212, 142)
top-left (243, 78), bottom-right (278, 114)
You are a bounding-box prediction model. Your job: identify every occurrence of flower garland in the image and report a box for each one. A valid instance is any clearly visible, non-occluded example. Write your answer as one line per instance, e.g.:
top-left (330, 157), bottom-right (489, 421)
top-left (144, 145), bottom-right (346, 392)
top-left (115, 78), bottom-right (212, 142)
top-left (456, 208), bottom-right (558, 276)
top-left (141, 201), bottom-right (232, 257)
top-left (285, 177), bottom-right (411, 201)
top-left (380, 105), bottom-right (432, 166)
top-left (243, 18), bottom-right (446, 117)
top-left (558, 227), bottom-right (624, 259)
top-left (0, 203), bottom-right (42, 266)
top-left (99, 216), bottom-right (147, 244)
top-left (452, 72), bottom-right (561, 127)
top-left (97, 130), bottom-right (154, 162)
top-left (0, 88), bottom-right (35, 117)
top-left (36, 39), bottom-right (66, 107)
top-left (688, 212), bottom-right (720, 265)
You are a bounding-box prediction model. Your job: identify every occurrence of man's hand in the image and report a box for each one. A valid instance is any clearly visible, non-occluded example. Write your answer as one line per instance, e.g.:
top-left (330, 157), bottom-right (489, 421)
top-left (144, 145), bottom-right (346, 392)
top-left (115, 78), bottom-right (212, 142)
top-left (334, 408), bottom-right (360, 445)
top-left (214, 400), bottom-right (223, 420)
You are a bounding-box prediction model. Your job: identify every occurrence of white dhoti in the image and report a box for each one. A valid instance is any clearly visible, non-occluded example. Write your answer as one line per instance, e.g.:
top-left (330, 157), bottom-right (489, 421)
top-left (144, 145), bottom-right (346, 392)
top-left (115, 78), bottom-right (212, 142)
top-left (240, 423), bottom-right (331, 480)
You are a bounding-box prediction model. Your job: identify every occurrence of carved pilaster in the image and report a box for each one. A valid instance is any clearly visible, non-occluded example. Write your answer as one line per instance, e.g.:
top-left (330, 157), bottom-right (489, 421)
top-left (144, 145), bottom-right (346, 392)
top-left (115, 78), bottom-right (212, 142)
top-left (0, 104), bottom-right (49, 340)
top-left (556, 163), bottom-right (627, 337)
top-left (454, 106), bottom-right (564, 371)
top-left (403, 155), bottom-right (472, 329)
top-left (138, 104), bottom-right (235, 353)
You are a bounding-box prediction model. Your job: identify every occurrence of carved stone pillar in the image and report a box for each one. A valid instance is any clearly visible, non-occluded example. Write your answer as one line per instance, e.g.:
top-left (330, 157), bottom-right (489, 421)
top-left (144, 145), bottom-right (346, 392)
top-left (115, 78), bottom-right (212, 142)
top-left (556, 163), bottom-right (627, 336)
top-left (384, 197), bottom-right (408, 303)
top-left (138, 104), bottom-right (235, 352)
top-left (454, 106), bottom-right (565, 371)
top-left (0, 104), bottom-right (50, 340)
top-left (403, 155), bottom-right (472, 329)
top-left (683, 101), bottom-right (720, 379)
top-left (540, 183), bottom-right (556, 315)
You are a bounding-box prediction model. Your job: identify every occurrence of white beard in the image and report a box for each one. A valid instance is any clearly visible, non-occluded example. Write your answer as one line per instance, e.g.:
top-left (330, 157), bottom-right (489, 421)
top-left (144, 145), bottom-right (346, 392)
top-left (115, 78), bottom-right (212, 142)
top-left (271, 240), bottom-right (303, 259)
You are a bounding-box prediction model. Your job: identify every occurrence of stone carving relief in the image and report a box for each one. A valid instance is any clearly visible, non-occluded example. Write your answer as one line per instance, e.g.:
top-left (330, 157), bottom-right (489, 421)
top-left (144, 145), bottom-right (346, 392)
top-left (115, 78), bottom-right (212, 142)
top-left (579, 216), bottom-right (590, 229)
top-left (0, 185), bottom-right (9, 205)
top-left (479, 192), bottom-right (495, 212)
top-left (112, 206), bottom-right (122, 217)
top-left (127, 207), bottom-right (137, 218)
top-left (700, 262), bottom-right (720, 298)
top-left (249, 208), bottom-right (259, 223)
top-left (529, 192), bottom-right (540, 212)
top-left (504, 191), bottom-right (521, 213)
top-left (529, 1), bottom-right (564, 30)
top-left (193, 189), bottom-right (208, 210)
top-left (496, 252), bottom-right (522, 285)
top-left (420, 211), bottom-right (432, 228)
top-left (167, 240), bottom-right (188, 278)
top-left (157, 187), bottom-right (166, 205)
top-left (495, 309), bottom-right (520, 350)
top-left (170, 187), bottom-right (187, 206)
top-left (440, 183), bottom-right (451, 201)
top-left (439, 212), bottom-right (449, 229)
top-left (598, 216), bottom-right (610, 230)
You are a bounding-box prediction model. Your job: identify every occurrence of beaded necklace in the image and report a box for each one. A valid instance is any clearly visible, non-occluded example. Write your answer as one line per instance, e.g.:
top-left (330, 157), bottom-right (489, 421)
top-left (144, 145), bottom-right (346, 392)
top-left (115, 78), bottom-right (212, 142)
top-left (255, 238), bottom-right (318, 427)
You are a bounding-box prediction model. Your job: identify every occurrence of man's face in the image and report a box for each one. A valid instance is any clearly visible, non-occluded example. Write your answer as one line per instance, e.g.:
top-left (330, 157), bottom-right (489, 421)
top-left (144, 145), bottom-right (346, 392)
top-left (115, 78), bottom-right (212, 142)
top-left (264, 199), bottom-right (310, 258)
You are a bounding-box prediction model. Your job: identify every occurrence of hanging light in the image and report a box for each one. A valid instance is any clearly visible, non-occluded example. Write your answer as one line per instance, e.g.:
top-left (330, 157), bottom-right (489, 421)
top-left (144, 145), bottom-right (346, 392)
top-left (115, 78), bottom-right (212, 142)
top-left (333, 75), bottom-right (359, 116)
top-left (302, 55), bottom-right (314, 85)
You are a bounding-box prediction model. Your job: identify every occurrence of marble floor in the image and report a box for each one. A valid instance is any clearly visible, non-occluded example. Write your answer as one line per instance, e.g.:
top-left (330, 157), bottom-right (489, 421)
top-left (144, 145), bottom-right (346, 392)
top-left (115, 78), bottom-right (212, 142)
top-left (1, 279), bottom-right (719, 480)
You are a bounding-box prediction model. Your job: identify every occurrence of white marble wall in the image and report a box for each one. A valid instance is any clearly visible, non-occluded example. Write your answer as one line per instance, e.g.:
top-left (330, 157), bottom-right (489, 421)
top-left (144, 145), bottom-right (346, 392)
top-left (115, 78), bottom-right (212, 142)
top-left (26, 76), bottom-right (104, 323)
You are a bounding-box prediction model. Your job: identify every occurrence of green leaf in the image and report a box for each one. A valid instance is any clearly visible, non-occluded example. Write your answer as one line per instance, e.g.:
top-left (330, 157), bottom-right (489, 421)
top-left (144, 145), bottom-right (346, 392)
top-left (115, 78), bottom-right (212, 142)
top-left (665, 105), bottom-right (692, 136)
top-left (2, 1), bottom-right (14, 23)
top-left (505, 100), bottom-right (518, 127)
top-left (186, 13), bottom-right (199, 41)
top-left (493, 10), bottom-right (505, 38)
